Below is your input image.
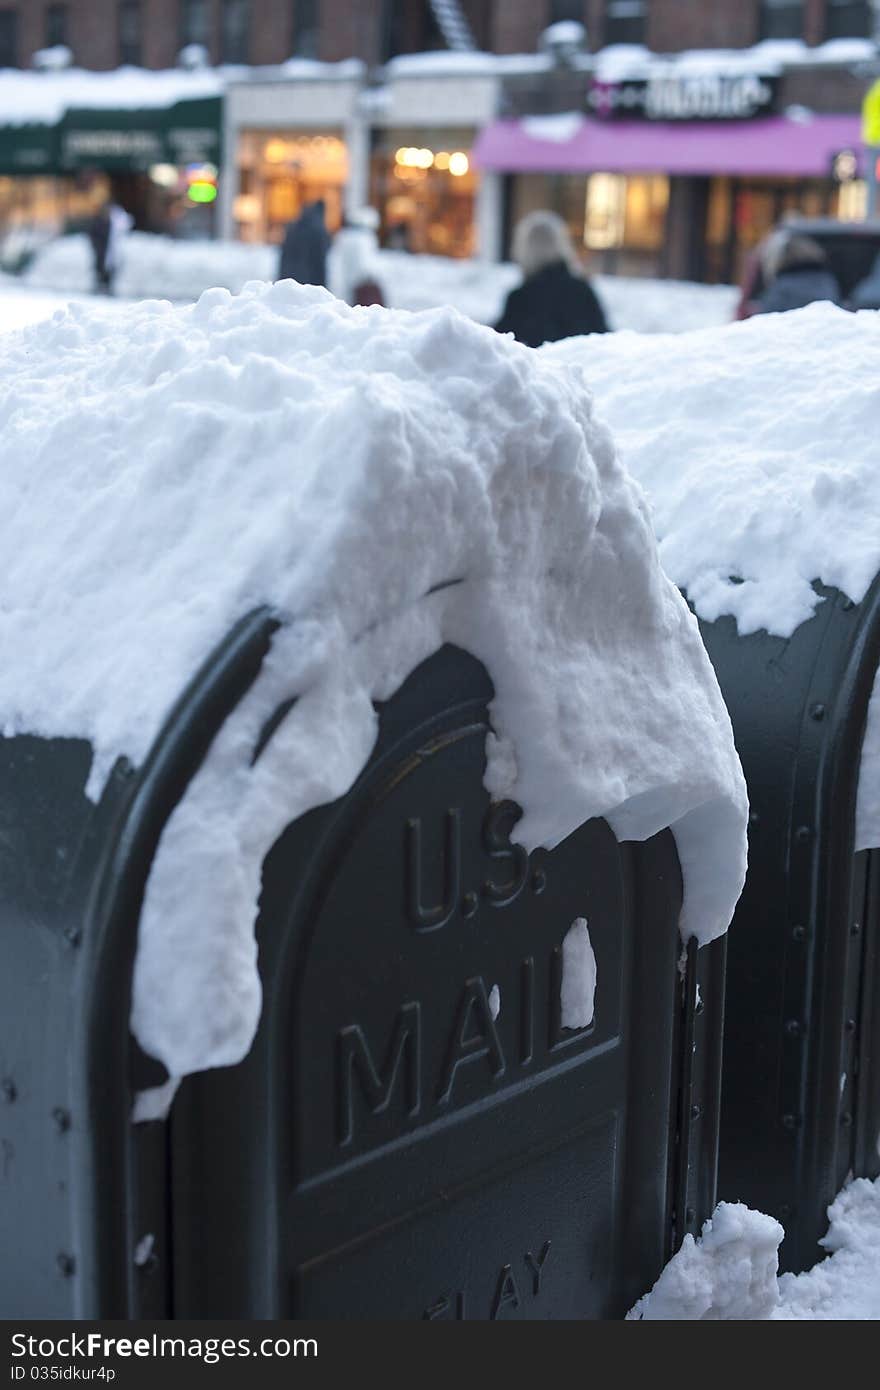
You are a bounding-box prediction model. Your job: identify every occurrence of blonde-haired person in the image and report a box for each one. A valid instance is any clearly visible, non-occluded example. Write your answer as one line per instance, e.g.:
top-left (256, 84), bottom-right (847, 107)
top-left (495, 210), bottom-right (609, 347)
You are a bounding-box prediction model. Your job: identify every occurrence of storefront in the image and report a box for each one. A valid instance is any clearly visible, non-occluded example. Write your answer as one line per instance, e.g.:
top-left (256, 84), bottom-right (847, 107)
top-left (222, 63), bottom-right (497, 259)
top-left (369, 127), bottom-right (477, 256)
top-left (57, 97), bottom-right (223, 238)
top-left (0, 93), bottom-right (223, 265)
top-left (233, 129), bottom-right (348, 244)
top-left (476, 66), bottom-right (869, 284)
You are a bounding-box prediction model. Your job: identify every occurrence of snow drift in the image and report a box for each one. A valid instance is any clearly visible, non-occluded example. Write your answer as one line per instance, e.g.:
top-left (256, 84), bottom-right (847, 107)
top-left (544, 302), bottom-right (880, 851)
top-left (0, 281), bottom-right (747, 1099)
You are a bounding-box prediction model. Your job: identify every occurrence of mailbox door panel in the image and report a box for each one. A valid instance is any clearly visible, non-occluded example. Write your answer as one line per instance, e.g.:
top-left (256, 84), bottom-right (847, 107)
top-left (170, 645), bottom-right (688, 1319)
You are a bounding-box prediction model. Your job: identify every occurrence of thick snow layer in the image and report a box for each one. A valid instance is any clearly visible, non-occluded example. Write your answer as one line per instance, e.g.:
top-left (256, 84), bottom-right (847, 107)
top-left (545, 304), bottom-right (880, 637)
top-left (594, 37), bottom-right (876, 80)
top-left (0, 60), bottom-right (362, 125)
top-left (21, 233), bottom-right (738, 333)
top-left (0, 282), bottom-right (746, 1092)
top-left (0, 65), bottom-right (225, 124)
top-left (627, 1203), bottom-right (784, 1320)
top-left (559, 918), bottom-right (597, 1029)
top-left (545, 304), bottom-right (880, 851)
top-left (630, 1177), bottom-right (880, 1320)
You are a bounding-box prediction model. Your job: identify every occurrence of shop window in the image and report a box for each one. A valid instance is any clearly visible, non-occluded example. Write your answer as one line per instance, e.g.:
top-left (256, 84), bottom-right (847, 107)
top-left (180, 0), bottom-right (210, 49)
top-left (0, 8), bottom-right (19, 67)
top-left (584, 173), bottom-right (626, 249)
top-left (45, 3), bottom-right (68, 48)
top-left (551, 1), bottom-right (584, 20)
top-left (292, 0), bottom-right (319, 58)
top-left (221, 0), bottom-right (248, 62)
top-left (759, 1), bottom-right (803, 40)
top-left (824, 0), bottom-right (872, 38)
top-left (119, 0), bottom-right (141, 65)
top-left (235, 130), bottom-right (347, 245)
top-left (370, 130), bottom-right (477, 257)
top-left (604, 0), bottom-right (646, 46)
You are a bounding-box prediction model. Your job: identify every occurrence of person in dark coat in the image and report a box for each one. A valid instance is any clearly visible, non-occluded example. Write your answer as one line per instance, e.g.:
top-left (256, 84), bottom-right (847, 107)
top-left (755, 233), bottom-right (841, 315)
top-left (494, 210), bottom-right (609, 347)
top-left (278, 199), bottom-right (331, 287)
top-left (88, 200), bottom-right (132, 295)
top-left (850, 252), bottom-right (880, 311)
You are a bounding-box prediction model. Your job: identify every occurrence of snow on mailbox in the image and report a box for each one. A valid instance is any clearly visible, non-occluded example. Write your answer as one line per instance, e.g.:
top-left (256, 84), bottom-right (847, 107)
top-left (0, 283), bottom-right (747, 1318)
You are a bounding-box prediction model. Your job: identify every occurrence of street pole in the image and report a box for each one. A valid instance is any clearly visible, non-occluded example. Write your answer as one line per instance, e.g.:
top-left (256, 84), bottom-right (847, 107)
top-left (870, 2), bottom-right (880, 216)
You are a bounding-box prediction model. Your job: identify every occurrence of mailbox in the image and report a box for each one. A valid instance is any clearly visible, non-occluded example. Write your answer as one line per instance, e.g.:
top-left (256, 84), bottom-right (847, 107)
top-left (703, 577), bottom-right (880, 1274)
top-left (1, 612), bottom-right (724, 1318)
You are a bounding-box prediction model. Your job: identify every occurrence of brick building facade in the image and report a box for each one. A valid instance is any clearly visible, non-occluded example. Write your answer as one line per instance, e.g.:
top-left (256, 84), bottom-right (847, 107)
top-left (0, 1), bottom-right (876, 72)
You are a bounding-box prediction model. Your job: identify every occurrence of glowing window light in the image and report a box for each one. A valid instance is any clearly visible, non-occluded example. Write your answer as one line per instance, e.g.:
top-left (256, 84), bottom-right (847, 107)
top-left (448, 151), bottom-right (469, 177)
top-left (264, 138), bottom-right (288, 163)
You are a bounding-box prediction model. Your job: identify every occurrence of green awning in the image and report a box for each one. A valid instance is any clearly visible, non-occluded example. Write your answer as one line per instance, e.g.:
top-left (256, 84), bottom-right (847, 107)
top-left (58, 95), bottom-right (222, 172)
top-left (0, 122), bottom-right (58, 176)
top-left (59, 105), bottom-right (165, 171)
top-left (163, 97), bottom-right (222, 167)
top-left (0, 94), bottom-right (222, 176)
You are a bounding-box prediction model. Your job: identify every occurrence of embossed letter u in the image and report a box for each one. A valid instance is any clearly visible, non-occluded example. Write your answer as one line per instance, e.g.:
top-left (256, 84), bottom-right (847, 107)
top-left (405, 810), bottom-right (461, 932)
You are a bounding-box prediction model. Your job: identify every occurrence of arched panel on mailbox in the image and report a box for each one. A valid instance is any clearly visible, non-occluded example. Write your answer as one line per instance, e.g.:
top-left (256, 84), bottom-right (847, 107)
top-left (169, 643), bottom-right (696, 1320)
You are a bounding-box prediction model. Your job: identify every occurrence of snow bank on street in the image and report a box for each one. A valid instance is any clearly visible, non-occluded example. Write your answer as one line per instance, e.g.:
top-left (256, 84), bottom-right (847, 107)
top-left (629, 1176), bottom-right (880, 1319)
top-left (545, 304), bottom-right (880, 849)
top-left (0, 275), bottom-right (102, 330)
top-left (22, 232), bottom-right (277, 303)
top-left (0, 282), bottom-right (747, 1095)
top-left (20, 232), bottom-right (738, 332)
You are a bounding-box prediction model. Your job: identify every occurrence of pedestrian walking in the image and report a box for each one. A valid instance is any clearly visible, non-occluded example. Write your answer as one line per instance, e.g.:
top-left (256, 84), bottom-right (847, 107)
top-left (89, 199), bottom-right (133, 295)
top-left (278, 199), bottom-right (331, 288)
top-left (494, 210), bottom-right (609, 348)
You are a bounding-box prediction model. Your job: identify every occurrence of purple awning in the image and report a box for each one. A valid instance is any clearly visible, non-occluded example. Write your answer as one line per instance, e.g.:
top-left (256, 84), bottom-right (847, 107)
top-left (472, 113), bottom-right (864, 178)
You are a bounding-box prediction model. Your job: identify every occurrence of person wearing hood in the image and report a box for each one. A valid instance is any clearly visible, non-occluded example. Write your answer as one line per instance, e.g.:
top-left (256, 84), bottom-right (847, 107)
top-left (850, 251), bottom-right (880, 311)
top-left (755, 232), bottom-right (841, 315)
top-left (278, 199), bottom-right (331, 287)
top-left (494, 210), bottom-right (609, 347)
top-left (330, 207), bottom-right (385, 306)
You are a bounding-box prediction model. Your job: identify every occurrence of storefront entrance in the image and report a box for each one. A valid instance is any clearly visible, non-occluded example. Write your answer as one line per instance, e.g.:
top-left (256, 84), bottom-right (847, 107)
top-left (233, 130), bottom-right (348, 245)
top-left (370, 128), bottom-right (478, 257)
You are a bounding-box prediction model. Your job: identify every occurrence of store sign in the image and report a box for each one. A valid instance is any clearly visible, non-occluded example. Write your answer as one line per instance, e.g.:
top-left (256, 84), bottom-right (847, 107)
top-left (62, 128), bottom-right (163, 163)
top-left (164, 98), bottom-right (222, 168)
top-left (589, 73), bottom-right (779, 121)
top-left (166, 124), bottom-right (219, 165)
